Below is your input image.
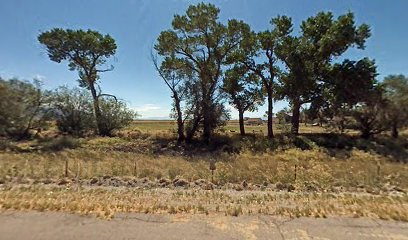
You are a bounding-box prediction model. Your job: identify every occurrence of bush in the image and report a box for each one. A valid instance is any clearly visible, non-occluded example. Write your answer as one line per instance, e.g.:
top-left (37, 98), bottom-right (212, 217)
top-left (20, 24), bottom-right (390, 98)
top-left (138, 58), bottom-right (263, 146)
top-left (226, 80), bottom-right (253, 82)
top-left (98, 97), bottom-right (138, 136)
top-left (0, 78), bottom-right (48, 139)
top-left (49, 86), bottom-right (95, 136)
top-left (293, 136), bottom-right (316, 150)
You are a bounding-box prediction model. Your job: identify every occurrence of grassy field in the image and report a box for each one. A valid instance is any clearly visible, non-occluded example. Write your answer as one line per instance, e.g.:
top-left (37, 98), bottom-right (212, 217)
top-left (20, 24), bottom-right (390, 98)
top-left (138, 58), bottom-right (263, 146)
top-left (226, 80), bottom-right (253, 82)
top-left (1, 120), bottom-right (408, 220)
top-left (128, 120), bottom-right (328, 135)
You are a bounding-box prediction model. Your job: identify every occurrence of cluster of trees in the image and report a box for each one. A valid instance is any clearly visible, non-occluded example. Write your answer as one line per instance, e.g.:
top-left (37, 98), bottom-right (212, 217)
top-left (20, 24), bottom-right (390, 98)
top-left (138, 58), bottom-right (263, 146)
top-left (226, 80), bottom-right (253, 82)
top-left (1, 3), bottom-right (406, 143)
top-left (0, 79), bottom-right (136, 140)
top-left (0, 29), bottom-right (137, 140)
top-left (154, 3), bottom-right (408, 143)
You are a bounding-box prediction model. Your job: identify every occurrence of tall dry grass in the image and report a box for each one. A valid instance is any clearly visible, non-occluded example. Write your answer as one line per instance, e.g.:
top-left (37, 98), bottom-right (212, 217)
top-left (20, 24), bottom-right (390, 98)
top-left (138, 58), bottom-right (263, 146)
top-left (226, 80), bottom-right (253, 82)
top-left (1, 186), bottom-right (407, 220)
top-left (1, 147), bottom-right (407, 189)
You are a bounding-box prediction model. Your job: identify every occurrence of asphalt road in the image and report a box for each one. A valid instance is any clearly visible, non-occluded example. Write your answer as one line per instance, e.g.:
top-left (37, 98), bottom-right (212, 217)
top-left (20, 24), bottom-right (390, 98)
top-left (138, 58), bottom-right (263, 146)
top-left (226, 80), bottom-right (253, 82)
top-left (0, 211), bottom-right (407, 240)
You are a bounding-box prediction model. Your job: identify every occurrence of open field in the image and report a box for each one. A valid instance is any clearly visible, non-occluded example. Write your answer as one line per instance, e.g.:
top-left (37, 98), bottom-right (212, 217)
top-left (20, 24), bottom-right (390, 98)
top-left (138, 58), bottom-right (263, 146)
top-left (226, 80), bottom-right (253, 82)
top-left (128, 120), bottom-right (330, 135)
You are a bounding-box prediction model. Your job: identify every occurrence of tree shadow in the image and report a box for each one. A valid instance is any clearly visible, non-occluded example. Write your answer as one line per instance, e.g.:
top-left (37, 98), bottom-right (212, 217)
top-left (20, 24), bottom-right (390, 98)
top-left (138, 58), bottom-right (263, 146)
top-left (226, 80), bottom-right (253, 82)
top-left (302, 132), bottom-right (408, 163)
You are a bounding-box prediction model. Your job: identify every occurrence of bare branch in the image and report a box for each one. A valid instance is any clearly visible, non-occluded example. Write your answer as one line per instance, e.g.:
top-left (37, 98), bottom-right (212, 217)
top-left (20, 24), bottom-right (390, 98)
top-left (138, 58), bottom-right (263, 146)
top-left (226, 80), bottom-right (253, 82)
top-left (96, 65), bottom-right (114, 73)
top-left (97, 93), bottom-right (118, 102)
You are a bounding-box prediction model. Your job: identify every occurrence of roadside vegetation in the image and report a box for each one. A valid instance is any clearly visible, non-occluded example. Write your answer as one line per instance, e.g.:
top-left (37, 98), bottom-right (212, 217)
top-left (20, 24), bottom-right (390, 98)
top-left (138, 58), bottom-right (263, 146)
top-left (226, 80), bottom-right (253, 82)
top-left (1, 186), bottom-right (407, 221)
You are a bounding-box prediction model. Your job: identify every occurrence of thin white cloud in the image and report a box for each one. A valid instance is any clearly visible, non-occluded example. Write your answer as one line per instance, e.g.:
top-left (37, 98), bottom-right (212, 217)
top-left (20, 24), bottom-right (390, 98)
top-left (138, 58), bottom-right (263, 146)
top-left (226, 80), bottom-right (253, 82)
top-left (134, 104), bottom-right (161, 112)
top-left (33, 74), bottom-right (46, 82)
top-left (133, 104), bottom-right (171, 119)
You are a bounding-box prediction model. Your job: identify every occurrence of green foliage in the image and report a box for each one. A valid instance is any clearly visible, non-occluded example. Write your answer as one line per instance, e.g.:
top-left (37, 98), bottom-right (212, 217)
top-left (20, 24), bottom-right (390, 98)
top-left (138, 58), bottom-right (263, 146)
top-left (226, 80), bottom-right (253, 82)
top-left (0, 78), bottom-right (48, 139)
top-left (223, 66), bottom-right (264, 116)
top-left (48, 86), bottom-right (137, 137)
top-left (312, 58), bottom-right (378, 133)
top-left (49, 86), bottom-right (95, 136)
top-left (98, 97), bottom-right (138, 136)
top-left (276, 11), bottom-right (371, 134)
top-left (383, 75), bottom-right (408, 138)
top-left (276, 108), bottom-right (291, 124)
top-left (350, 87), bottom-right (389, 139)
top-left (328, 58), bottom-right (378, 107)
top-left (155, 3), bottom-right (249, 142)
top-left (38, 28), bottom-right (117, 136)
top-left (38, 28), bottom-right (116, 89)
top-left (233, 15), bottom-right (292, 138)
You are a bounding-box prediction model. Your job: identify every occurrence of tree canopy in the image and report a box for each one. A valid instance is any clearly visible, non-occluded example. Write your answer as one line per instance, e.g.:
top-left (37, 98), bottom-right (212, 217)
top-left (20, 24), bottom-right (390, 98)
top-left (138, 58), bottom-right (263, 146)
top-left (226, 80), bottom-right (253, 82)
top-left (155, 3), bottom-right (250, 143)
top-left (276, 11), bottom-right (371, 134)
top-left (38, 28), bottom-right (117, 136)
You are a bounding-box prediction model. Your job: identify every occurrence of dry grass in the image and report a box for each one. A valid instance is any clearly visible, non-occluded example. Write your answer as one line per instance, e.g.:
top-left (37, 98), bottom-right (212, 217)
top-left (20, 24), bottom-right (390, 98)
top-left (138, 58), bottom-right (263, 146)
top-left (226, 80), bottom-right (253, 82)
top-left (0, 147), bottom-right (407, 190)
top-left (129, 120), bottom-right (327, 135)
top-left (1, 185), bottom-right (407, 221)
top-left (1, 121), bottom-right (407, 221)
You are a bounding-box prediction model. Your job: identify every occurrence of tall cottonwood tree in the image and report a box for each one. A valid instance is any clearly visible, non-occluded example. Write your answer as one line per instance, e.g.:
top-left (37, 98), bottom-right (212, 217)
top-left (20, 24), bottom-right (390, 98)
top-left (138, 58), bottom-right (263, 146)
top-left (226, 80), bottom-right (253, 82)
top-left (276, 12), bottom-right (371, 134)
top-left (155, 3), bottom-right (249, 143)
top-left (234, 16), bottom-right (292, 139)
top-left (152, 54), bottom-right (189, 143)
top-left (223, 66), bottom-right (264, 135)
top-left (308, 58), bottom-right (378, 132)
top-left (38, 29), bottom-right (117, 136)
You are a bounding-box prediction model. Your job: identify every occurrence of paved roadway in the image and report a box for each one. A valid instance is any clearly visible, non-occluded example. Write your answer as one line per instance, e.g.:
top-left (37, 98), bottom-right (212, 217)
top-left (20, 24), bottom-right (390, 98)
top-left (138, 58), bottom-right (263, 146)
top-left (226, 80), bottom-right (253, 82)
top-left (0, 211), bottom-right (407, 240)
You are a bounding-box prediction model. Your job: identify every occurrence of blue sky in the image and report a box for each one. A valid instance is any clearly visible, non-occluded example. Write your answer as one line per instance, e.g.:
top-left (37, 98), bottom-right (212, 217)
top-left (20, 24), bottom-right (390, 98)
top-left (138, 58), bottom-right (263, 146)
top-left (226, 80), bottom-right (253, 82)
top-left (1, 0), bottom-right (407, 119)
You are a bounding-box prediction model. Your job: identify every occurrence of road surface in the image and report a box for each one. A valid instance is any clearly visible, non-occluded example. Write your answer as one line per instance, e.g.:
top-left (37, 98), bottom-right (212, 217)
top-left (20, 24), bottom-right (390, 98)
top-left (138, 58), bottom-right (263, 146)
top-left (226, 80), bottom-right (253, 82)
top-left (0, 211), bottom-right (407, 239)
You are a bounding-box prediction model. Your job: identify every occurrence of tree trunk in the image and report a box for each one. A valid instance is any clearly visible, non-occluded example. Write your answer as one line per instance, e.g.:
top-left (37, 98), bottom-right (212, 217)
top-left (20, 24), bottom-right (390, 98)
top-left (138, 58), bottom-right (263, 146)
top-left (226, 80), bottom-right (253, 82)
top-left (391, 122), bottom-right (399, 138)
top-left (89, 83), bottom-right (104, 136)
top-left (266, 88), bottom-right (274, 139)
top-left (185, 114), bottom-right (200, 144)
top-left (238, 109), bottom-right (245, 136)
top-left (202, 106), bottom-right (211, 144)
top-left (361, 129), bottom-right (371, 139)
top-left (174, 94), bottom-right (185, 144)
top-left (291, 99), bottom-right (301, 135)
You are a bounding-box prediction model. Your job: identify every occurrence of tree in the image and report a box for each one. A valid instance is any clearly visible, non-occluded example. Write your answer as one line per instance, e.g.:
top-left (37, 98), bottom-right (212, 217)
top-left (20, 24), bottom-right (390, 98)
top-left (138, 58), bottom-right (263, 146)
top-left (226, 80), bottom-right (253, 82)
top-left (383, 75), bottom-right (408, 138)
top-left (312, 58), bottom-right (378, 133)
top-left (49, 86), bottom-right (95, 136)
top-left (38, 29), bottom-right (117, 136)
top-left (276, 12), bottom-right (371, 135)
top-left (351, 86), bottom-right (388, 139)
top-left (276, 107), bottom-right (291, 124)
top-left (155, 3), bottom-right (248, 143)
top-left (152, 53), bottom-right (189, 143)
top-left (223, 66), bottom-right (263, 135)
top-left (0, 78), bottom-right (48, 139)
top-left (234, 16), bottom-right (292, 139)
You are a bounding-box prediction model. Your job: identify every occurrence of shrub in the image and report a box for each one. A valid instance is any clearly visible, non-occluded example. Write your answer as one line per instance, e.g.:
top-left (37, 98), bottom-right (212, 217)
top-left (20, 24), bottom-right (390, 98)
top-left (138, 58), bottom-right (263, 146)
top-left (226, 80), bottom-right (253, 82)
top-left (293, 136), bottom-right (316, 150)
top-left (49, 86), bottom-right (95, 136)
top-left (98, 97), bottom-right (138, 136)
top-left (0, 78), bottom-right (48, 139)
top-left (0, 139), bottom-right (16, 151)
